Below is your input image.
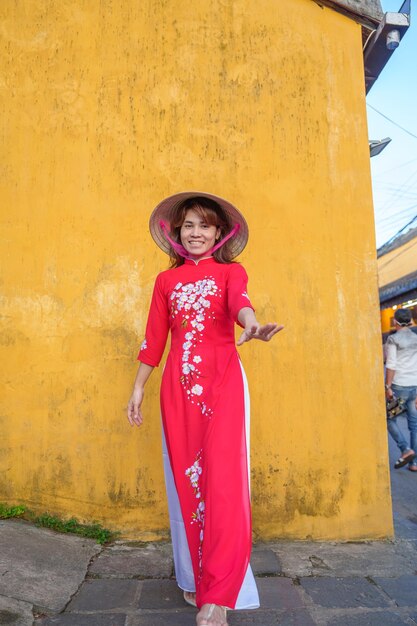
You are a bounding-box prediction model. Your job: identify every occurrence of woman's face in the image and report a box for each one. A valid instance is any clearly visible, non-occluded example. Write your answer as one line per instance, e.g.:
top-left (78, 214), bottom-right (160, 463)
top-left (180, 209), bottom-right (220, 259)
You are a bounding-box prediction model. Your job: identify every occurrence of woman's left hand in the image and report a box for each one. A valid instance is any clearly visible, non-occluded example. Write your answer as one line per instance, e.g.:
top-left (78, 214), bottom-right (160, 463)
top-left (237, 323), bottom-right (284, 345)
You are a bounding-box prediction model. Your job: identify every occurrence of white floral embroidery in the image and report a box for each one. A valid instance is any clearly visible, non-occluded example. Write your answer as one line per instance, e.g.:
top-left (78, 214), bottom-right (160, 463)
top-left (191, 384), bottom-right (203, 396)
top-left (140, 338), bottom-right (147, 351)
top-left (185, 452), bottom-right (203, 495)
top-left (185, 450), bottom-right (205, 579)
top-left (170, 277), bottom-right (221, 417)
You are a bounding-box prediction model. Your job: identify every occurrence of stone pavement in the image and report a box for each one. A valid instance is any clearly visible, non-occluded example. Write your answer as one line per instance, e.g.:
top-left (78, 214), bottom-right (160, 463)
top-left (1, 416), bottom-right (416, 626)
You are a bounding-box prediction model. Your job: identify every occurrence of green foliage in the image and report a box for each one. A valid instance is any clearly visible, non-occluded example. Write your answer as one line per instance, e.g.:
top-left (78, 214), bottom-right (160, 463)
top-left (0, 502), bottom-right (116, 544)
top-left (32, 513), bottom-right (115, 544)
top-left (0, 503), bottom-right (26, 518)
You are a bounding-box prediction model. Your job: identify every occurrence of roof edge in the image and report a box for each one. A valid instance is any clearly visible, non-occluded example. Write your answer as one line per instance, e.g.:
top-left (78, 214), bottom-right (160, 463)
top-left (377, 226), bottom-right (417, 258)
top-left (379, 269), bottom-right (417, 304)
top-left (312, 0), bottom-right (383, 29)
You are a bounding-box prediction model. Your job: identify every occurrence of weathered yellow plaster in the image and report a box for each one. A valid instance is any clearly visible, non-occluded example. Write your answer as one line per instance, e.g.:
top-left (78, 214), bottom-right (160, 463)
top-left (0, 0), bottom-right (392, 540)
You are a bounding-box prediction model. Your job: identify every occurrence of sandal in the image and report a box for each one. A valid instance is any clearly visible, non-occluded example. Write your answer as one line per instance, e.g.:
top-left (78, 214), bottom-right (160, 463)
top-left (408, 465), bottom-right (417, 472)
top-left (394, 450), bottom-right (416, 469)
top-left (183, 590), bottom-right (197, 607)
top-left (197, 603), bottom-right (228, 626)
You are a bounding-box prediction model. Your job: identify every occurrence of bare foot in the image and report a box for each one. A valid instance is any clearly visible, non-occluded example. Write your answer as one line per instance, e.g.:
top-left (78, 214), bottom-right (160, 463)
top-left (196, 603), bottom-right (228, 626)
top-left (183, 590), bottom-right (197, 607)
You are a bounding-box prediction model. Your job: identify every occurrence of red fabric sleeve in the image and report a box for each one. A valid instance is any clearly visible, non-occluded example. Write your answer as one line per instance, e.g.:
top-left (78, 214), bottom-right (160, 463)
top-left (226, 263), bottom-right (255, 327)
top-left (137, 273), bottom-right (169, 367)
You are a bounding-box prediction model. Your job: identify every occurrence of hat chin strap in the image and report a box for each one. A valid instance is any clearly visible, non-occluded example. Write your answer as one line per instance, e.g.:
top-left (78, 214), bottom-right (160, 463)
top-left (159, 221), bottom-right (240, 259)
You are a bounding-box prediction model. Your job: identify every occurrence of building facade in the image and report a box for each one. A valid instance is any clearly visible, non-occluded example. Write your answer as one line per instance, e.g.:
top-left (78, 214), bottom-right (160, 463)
top-left (379, 227), bottom-right (417, 335)
top-left (0, 0), bottom-right (392, 540)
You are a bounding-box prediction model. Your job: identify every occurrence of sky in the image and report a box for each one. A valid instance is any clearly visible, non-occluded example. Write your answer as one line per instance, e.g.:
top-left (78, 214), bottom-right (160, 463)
top-left (366, 0), bottom-right (417, 249)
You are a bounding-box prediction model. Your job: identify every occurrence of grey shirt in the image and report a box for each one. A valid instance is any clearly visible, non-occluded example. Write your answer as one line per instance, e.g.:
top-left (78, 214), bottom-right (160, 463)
top-left (385, 328), bottom-right (417, 386)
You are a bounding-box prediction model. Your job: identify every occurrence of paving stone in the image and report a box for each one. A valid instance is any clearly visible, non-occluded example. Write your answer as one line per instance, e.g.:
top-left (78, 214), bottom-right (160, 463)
top-left (128, 611), bottom-right (196, 625)
top-left (300, 577), bottom-right (391, 609)
top-left (374, 576), bottom-right (417, 607)
top-left (67, 579), bottom-right (139, 611)
top-left (251, 549), bottom-right (283, 576)
top-left (90, 547), bottom-right (173, 578)
top-left (228, 609), bottom-right (317, 624)
top-left (128, 609), bottom-right (316, 626)
top-left (0, 594), bottom-right (34, 626)
top-left (256, 578), bottom-right (305, 609)
top-left (392, 512), bottom-right (417, 541)
top-left (0, 609), bottom-right (22, 625)
top-left (326, 611), bottom-right (411, 625)
top-left (137, 580), bottom-right (189, 609)
top-left (36, 615), bottom-right (126, 626)
top-left (0, 520), bottom-right (100, 612)
top-left (271, 540), bottom-right (417, 578)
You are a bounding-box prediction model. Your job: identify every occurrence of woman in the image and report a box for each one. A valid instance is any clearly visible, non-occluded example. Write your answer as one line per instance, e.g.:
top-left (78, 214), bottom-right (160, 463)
top-left (127, 191), bottom-right (283, 626)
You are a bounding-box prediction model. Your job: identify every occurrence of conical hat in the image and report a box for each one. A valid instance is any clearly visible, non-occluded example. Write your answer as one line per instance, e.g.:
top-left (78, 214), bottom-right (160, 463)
top-left (149, 191), bottom-right (249, 258)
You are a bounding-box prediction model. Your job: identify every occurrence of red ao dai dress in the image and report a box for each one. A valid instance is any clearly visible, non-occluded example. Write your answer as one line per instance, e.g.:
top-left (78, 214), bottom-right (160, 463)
top-left (138, 257), bottom-right (259, 610)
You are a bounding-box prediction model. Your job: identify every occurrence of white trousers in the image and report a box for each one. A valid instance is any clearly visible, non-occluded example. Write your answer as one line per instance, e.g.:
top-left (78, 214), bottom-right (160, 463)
top-left (162, 362), bottom-right (260, 609)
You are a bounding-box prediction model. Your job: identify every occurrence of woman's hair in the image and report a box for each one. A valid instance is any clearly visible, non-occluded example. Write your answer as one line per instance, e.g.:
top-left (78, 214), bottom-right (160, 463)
top-left (168, 197), bottom-right (235, 267)
top-left (394, 308), bottom-right (412, 326)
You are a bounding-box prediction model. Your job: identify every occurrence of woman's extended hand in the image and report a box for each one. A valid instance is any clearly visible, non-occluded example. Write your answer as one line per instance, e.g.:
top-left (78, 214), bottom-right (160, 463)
top-left (127, 387), bottom-right (145, 427)
top-left (237, 323), bottom-right (284, 346)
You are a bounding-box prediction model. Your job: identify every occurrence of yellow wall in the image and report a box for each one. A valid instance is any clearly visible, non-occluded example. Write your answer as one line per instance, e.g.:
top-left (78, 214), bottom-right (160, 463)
top-left (381, 308), bottom-right (395, 334)
top-left (0, 0), bottom-right (392, 540)
top-left (378, 235), bottom-right (417, 288)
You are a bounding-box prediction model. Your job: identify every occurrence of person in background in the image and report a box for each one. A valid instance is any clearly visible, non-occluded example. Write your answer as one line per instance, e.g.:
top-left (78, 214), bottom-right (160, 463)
top-left (385, 308), bottom-right (417, 472)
